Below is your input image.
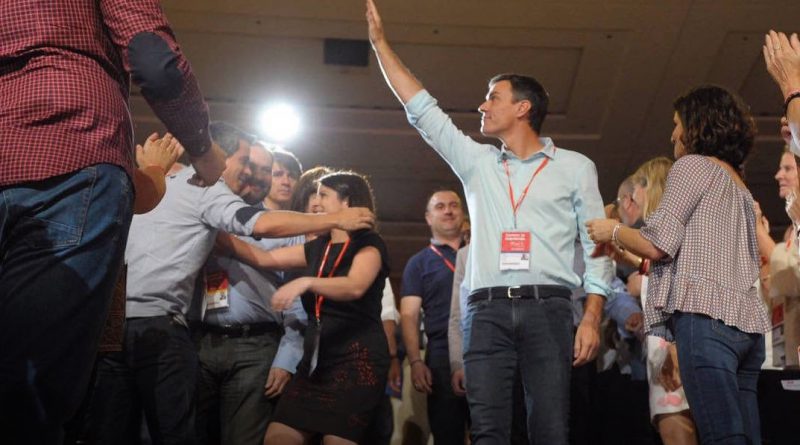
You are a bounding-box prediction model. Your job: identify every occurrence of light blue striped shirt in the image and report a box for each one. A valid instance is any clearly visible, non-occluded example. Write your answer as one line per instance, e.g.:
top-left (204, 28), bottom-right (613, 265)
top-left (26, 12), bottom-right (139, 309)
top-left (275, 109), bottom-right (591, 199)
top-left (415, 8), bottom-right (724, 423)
top-left (405, 90), bottom-right (612, 298)
top-left (201, 232), bottom-right (306, 372)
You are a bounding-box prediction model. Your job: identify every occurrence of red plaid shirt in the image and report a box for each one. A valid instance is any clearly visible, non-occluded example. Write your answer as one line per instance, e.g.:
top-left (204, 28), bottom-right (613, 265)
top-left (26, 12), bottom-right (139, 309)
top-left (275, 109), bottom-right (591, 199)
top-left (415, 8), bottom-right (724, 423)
top-left (0, 0), bottom-right (211, 186)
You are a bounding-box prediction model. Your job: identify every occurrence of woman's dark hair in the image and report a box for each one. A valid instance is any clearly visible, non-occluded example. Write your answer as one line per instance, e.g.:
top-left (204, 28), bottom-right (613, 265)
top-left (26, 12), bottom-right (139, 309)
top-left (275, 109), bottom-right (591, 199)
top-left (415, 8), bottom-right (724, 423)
top-left (318, 170), bottom-right (376, 213)
top-left (673, 85), bottom-right (756, 172)
top-left (290, 166), bottom-right (332, 213)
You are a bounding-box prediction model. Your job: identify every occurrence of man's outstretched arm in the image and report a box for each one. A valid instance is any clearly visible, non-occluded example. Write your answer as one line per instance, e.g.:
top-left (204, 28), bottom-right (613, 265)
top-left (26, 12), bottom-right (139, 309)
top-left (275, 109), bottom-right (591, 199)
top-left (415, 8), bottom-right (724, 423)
top-left (251, 208), bottom-right (375, 239)
top-left (366, 0), bottom-right (424, 104)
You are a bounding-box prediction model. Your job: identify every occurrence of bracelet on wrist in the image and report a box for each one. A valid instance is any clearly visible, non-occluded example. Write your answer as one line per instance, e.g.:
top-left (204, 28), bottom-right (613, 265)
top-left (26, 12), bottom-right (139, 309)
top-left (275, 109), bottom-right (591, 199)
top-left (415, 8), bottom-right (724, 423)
top-left (409, 358), bottom-right (423, 367)
top-left (638, 258), bottom-right (650, 275)
top-left (785, 88), bottom-right (800, 102)
top-left (611, 223), bottom-right (624, 250)
top-left (785, 90), bottom-right (800, 114)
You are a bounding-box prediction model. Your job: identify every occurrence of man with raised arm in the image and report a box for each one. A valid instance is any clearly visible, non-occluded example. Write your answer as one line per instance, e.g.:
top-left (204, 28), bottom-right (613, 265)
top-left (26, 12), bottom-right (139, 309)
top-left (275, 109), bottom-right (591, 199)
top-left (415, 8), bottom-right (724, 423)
top-left (366, 1), bottom-right (613, 443)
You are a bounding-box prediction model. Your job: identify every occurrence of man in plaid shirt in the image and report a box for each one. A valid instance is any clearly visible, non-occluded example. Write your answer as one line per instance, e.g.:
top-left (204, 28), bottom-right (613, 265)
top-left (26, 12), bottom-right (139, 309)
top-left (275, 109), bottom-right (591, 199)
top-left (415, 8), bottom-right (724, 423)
top-left (0, 1), bottom-right (226, 443)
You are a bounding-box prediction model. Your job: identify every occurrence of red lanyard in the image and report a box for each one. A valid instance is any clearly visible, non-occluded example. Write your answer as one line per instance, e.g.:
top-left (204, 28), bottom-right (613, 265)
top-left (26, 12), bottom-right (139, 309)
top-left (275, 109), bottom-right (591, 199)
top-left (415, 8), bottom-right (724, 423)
top-left (428, 244), bottom-right (456, 273)
top-left (315, 239), bottom-right (350, 323)
top-left (502, 156), bottom-right (550, 225)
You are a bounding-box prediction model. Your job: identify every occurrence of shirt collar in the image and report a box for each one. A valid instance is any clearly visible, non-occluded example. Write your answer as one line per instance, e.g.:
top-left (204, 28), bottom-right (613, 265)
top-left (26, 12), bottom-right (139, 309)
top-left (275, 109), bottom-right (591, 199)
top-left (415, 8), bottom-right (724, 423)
top-left (430, 238), bottom-right (464, 250)
top-left (497, 137), bottom-right (557, 163)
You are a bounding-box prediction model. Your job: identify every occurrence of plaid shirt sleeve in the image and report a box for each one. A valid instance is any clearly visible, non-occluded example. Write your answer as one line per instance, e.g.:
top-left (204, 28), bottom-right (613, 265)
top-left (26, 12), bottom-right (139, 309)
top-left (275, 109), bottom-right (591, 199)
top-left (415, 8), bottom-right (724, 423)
top-left (99, 0), bottom-right (211, 156)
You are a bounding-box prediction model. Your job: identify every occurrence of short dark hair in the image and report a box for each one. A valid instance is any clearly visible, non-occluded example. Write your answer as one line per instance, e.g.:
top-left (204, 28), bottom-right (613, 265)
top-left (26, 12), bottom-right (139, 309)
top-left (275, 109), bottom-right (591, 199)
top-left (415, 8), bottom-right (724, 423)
top-left (272, 149), bottom-right (303, 179)
top-left (489, 73), bottom-right (549, 133)
top-left (318, 170), bottom-right (376, 213)
top-left (290, 166), bottom-right (332, 213)
top-left (425, 189), bottom-right (462, 213)
top-left (209, 121), bottom-right (251, 157)
top-left (673, 85), bottom-right (756, 172)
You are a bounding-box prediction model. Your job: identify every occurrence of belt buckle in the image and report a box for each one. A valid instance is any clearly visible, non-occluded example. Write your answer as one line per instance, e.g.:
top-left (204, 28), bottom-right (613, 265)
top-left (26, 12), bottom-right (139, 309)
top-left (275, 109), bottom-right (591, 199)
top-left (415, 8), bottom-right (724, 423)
top-left (241, 324), bottom-right (251, 337)
top-left (506, 286), bottom-right (522, 299)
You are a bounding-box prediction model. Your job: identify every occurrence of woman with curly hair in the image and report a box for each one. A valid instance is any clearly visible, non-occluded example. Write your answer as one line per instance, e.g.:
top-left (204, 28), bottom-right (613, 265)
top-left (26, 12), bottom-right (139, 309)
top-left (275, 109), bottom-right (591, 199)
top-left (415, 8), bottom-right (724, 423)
top-left (587, 85), bottom-right (770, 445)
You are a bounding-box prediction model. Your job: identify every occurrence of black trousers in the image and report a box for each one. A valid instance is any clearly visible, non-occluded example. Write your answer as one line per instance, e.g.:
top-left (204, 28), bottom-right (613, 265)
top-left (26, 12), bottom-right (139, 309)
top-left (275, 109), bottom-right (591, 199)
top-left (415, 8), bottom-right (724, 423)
top-left (427, 354), bottom-right (469, 445)
top-left (89, 316), bottom-right (198, 445)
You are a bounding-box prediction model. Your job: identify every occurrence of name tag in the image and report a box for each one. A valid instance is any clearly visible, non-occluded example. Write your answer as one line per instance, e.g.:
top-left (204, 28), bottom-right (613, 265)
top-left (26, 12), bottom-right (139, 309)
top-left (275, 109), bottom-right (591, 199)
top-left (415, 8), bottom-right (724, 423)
top-left (499, 231), bottom-right (531, 271)
top-left (204, 270), bottom-right (230, 310)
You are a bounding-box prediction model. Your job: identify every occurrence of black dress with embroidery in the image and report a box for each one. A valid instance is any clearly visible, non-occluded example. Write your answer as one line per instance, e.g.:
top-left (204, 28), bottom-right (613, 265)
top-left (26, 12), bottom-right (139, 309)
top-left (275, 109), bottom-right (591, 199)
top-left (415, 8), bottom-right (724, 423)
top-left (272, 230), bottom-right (390, 442)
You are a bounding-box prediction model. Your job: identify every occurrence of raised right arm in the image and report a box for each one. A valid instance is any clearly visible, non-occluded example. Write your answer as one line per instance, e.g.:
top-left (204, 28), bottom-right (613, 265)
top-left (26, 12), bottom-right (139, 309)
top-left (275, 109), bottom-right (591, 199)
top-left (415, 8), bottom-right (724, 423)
top-left (366, 0), bottom-right (424, 105)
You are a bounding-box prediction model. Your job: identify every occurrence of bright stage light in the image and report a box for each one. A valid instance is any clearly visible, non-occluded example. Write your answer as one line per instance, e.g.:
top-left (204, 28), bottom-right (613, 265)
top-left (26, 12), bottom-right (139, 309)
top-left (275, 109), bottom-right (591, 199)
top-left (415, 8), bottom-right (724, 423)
top-left (258, 103), bottom-right (301, 142)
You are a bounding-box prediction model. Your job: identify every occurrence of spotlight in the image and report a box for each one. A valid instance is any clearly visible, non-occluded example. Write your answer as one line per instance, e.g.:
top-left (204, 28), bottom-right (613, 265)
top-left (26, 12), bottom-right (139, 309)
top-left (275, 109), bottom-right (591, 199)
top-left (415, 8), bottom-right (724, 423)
top-left (258, 103), bottom-right (301, 142)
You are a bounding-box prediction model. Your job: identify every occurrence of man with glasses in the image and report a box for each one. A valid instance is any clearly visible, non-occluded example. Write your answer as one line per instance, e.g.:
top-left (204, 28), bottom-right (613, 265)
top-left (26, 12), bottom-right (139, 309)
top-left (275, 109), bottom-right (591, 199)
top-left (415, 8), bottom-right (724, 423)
top-left (615, 177), bottom-right (643, 228)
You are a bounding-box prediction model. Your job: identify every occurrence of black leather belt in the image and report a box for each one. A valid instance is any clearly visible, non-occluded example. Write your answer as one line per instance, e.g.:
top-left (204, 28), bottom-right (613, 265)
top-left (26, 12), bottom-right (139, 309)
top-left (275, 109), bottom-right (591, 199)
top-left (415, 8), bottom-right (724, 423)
top-left (468, 285), bottom-right (571, 304)
top-left (201, 322), bottom-right (282, 338)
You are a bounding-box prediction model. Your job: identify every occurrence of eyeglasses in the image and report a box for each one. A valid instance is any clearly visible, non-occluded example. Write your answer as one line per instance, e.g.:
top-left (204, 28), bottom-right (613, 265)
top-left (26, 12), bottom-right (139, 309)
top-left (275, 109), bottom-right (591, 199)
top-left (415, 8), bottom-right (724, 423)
top-left (614, 194), bottom-right (631, 207)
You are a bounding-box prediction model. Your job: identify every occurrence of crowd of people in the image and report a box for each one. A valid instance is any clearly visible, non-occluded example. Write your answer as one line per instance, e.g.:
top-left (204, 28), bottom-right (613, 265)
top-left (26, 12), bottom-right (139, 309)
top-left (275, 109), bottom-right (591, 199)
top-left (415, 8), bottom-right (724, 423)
top-left (1, 0), bottom-right (800, 444)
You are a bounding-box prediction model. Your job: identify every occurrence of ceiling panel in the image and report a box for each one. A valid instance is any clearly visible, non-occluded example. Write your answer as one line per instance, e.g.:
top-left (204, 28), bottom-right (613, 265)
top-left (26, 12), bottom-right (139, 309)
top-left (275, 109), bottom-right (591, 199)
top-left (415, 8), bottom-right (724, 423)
top-left (128, 0), bottom-right (800, 271)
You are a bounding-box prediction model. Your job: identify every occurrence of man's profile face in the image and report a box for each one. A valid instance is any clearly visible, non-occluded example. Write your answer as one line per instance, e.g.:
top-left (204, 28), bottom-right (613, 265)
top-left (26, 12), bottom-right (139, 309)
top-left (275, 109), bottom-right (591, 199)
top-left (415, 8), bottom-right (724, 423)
top-left (240, 145), bottom-right (273, 204)
top-left (221, 139), bottom-right (251, 195)
top-left (478, 80), bottom-right (526, 137)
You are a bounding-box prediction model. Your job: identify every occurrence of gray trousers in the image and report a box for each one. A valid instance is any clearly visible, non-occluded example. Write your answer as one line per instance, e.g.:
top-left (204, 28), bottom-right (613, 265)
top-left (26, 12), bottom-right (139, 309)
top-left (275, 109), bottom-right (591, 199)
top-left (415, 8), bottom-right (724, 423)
top-left (195, 330), bottom-right (281, 445)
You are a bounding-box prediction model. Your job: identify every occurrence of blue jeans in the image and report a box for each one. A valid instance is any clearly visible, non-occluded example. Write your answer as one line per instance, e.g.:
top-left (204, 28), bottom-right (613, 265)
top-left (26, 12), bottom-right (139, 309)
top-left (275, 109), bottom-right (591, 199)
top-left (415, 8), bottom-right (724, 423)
top-left (671, 312), bottom-right (764, 445)
top-left (0, 164), bottom-right (132, 444)
top-left (464, 297), bottom-right (574, 445)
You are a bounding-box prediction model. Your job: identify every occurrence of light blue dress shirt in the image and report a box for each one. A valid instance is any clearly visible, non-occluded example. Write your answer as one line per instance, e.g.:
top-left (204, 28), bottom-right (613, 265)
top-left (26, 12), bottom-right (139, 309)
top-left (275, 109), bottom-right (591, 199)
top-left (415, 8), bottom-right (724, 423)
top-left (405, 90), bottom-right (612, 298)
top-left (201, 232), bottom-right (306, 372)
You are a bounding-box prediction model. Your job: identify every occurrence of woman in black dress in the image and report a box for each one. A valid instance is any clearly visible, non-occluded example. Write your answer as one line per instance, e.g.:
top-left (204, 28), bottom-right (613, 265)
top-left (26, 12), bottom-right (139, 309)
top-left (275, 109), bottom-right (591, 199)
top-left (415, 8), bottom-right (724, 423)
top-left (227, 170), bottom-right (389, 445)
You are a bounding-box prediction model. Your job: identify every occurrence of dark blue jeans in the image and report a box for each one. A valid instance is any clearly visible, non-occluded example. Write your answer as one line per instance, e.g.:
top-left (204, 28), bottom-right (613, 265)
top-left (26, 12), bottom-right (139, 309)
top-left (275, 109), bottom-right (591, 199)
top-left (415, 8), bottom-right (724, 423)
top-left (0, 165), bottom-right (132, 445)
top-left (464, 297), bottom-right (574, 445)
top-left (90, 316), bottom-right (199, 445)
top-left (671, 312), bottom-right (764, 445)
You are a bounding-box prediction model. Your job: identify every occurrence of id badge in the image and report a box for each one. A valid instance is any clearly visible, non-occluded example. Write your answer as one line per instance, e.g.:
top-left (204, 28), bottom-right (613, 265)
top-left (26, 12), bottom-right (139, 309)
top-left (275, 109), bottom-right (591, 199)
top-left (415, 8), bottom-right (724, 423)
top-left (499, 231), bottom-right (531, 271)
top-left (307, 320), bottom-right (322, 376)
top-left (204, 270), bottom-right (230, 310)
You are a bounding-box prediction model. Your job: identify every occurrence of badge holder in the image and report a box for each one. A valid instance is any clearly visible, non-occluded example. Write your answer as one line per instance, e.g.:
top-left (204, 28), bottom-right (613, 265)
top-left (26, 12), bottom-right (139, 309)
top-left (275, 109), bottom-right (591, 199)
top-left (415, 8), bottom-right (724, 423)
top-left (499, 231), bottom-right (531, 271)
top-left (308, 239), bottom-right (350, 377)
top-left (204, 270), bottom-right (230, 312)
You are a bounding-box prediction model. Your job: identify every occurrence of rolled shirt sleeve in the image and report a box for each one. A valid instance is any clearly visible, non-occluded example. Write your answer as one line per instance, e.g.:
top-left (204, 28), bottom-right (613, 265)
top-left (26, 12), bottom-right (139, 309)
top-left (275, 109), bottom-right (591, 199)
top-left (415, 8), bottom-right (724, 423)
top-left (404, 90), bottom-right (495, 181)
top-left (272, 298), bottom-right (307, 373)
top-left (574, 161), bottom-right (614, 298)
